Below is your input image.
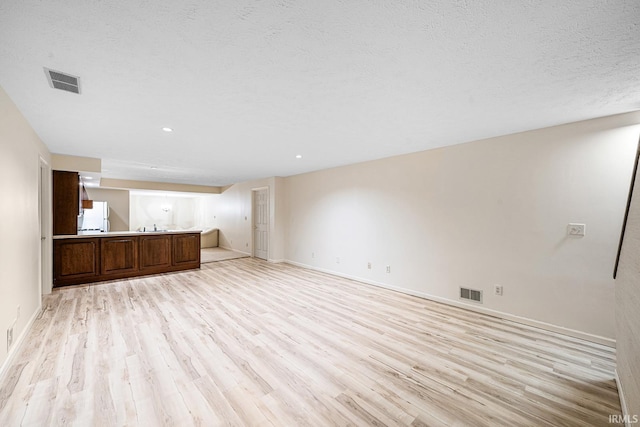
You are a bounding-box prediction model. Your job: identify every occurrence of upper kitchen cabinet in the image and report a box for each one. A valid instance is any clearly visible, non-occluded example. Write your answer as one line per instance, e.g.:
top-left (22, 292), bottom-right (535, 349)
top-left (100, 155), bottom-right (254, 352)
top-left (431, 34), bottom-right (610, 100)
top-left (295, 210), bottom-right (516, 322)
top-left (52, 170), bottom-right (79, 235)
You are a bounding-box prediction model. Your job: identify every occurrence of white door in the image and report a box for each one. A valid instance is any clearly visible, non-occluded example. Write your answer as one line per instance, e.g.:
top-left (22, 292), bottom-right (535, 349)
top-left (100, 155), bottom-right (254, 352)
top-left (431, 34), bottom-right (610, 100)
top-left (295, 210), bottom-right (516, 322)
top-left (253, 188), bottom-right (269, 260)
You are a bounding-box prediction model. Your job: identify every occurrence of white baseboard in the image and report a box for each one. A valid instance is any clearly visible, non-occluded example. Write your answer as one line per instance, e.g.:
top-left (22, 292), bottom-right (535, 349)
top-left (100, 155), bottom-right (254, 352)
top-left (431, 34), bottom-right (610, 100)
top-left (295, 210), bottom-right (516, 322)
top-left (0, 303), bottom-right (42, 386)
top-left (284, 260), bottom-right (615, 348)
top-left (268, 258), bottom-right (285, 264)
top-left (615, 370), bottom-right (633, 427)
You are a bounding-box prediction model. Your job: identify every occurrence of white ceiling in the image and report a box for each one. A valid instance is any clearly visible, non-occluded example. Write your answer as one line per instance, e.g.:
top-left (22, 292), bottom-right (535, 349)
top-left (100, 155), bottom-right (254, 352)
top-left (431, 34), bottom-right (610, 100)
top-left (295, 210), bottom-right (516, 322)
top-left (1, 1), bottom-right (639, 186)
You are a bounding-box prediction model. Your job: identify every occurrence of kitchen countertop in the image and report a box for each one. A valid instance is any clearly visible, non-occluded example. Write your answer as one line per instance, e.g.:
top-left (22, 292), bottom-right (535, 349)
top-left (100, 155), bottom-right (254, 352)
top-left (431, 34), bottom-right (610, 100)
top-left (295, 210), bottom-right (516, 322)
top-left (53, 230), bottom-right (202, 239)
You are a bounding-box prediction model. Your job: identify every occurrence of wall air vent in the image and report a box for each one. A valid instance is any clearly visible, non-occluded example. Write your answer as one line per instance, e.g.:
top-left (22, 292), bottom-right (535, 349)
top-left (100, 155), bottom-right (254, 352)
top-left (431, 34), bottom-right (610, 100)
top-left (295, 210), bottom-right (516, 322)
top-left (460, 287), bottom-right (483, 303)
top-left (44, 68), bottom-right (80, 94)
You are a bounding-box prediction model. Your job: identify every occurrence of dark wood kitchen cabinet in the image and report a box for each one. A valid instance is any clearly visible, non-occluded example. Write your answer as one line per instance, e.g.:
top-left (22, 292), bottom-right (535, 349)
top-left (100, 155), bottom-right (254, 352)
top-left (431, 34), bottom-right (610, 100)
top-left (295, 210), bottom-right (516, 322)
top-left (172, 233), bottom-right (200, 268)
top-left (101, 236), bottom-right (139, 277)
top-left (53, 232), bottom-right (201, 287)
top-left (52, 170), bottom-right (79, 235)
top-left (139, 234), bottom-right (172, 273)
top-left (53, 238), bottom-right (100, 284)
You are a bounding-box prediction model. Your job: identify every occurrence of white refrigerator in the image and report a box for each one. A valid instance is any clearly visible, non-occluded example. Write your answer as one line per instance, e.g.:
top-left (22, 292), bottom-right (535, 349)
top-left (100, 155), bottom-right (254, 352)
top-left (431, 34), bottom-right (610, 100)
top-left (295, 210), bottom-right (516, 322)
top-left (79, 201), bottom-right (110, 232)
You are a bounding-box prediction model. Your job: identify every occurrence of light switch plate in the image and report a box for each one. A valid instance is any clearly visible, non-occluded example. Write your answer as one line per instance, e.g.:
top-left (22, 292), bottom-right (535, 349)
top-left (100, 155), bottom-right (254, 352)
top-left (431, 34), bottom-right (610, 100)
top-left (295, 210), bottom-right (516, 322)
top-left (568, 223), bottom-right (586, 236)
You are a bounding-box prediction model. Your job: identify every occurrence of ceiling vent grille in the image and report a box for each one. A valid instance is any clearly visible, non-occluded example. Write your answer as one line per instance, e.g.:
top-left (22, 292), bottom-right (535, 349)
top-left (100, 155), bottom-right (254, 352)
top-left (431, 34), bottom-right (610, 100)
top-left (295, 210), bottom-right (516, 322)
top-left (460, 287), bottom-right (482, 303)
top-left (44, 68), bottom-right (80, 94)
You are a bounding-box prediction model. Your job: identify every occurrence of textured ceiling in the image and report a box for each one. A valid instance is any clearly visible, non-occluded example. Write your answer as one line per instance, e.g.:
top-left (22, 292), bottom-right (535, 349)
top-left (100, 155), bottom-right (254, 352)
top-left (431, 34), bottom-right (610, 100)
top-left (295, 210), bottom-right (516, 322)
top-left (1, 1), bottom-right (639, 186)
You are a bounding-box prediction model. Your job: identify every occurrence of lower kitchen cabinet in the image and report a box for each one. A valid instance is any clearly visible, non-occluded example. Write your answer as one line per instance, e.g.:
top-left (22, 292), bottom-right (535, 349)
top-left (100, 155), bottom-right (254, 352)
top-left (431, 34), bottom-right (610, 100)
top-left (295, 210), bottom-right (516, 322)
top-left (173, 233), bottom-right (201, 268)
top-left (140, 234), bottom-right (172, 273)
top-left (101, 237), bottom-right (139, 276)
top-left (53, 232), bottom-right (201, 287)
top-left (53, 238), bottom-right (100, 284)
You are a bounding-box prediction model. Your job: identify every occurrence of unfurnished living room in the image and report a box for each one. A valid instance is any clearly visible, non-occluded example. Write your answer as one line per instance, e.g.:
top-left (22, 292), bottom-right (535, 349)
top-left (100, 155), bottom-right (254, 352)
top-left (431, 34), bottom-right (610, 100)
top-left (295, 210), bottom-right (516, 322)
top-left (1, 1), bottom-right (640, 426)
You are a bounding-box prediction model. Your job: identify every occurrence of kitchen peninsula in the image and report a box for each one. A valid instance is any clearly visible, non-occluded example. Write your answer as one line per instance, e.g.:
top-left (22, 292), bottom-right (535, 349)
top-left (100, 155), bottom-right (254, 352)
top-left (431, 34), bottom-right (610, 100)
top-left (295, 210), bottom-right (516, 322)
top-left (53, 230), bottom-right (201, 287)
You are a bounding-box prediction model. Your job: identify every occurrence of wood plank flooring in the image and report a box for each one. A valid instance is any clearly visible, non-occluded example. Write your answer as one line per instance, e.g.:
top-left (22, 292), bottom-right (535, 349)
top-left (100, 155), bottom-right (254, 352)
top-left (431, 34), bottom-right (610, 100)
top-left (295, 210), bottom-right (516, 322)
top-left (0, 258), bottom-right (623, 426)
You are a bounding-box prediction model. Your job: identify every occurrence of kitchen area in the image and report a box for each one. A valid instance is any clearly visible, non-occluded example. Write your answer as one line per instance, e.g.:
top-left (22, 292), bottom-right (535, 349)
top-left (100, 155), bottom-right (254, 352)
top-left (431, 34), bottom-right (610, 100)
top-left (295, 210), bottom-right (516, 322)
top-left (52, 169), bottom-right (208, 287)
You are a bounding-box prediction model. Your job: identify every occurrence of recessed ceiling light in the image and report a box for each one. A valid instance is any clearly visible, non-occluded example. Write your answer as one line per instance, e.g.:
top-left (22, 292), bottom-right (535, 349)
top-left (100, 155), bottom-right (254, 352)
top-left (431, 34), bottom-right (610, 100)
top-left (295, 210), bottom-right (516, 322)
top-left (162, 127), bottom-right (173, 132)
top-left (295, 154), bottom-right (303, 159)
top-left (150, 166), bottom-right (158, 170)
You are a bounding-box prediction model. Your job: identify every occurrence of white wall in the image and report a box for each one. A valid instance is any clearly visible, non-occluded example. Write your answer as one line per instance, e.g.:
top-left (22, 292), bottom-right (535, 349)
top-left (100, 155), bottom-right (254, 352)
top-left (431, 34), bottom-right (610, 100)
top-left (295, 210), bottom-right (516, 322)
top-left (129, 193), bottom-right (218, 231)
top-left (284, 113), bottom-right (640, 342)
top-left (194, 194), bottom-right (220, 231)
top-left (216, 177), bottom-right (285, 261)
top-left (85, 187), bottom-right (130, 231)
top-left (272, 177), bottom-right (287, 262)
top-left (130, 194), bottom-right (194, 231)
top-left (0, 86), bottom-right (51, 375)
top-left (615, 142), bottom-right (640, 419)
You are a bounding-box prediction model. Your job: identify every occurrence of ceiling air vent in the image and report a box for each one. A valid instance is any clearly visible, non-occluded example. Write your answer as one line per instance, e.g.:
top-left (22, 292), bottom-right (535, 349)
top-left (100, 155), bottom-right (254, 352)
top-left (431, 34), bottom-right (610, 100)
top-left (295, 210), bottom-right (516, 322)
top-left (460, 287), bottom-right (482, 303)
top-left (44, 68), bottom-right (80, 94)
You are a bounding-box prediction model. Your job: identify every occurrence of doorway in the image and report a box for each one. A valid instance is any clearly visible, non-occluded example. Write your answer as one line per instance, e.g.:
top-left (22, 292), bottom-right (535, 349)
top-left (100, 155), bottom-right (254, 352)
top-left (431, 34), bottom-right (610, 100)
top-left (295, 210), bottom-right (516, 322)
top-left (252, 187), bottom-right (269, 260)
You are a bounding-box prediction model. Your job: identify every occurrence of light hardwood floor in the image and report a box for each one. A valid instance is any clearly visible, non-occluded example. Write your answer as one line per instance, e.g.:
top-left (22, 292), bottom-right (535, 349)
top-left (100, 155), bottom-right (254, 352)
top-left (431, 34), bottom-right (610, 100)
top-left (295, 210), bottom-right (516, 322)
top-left (0, 258), bottom-right (623, 426)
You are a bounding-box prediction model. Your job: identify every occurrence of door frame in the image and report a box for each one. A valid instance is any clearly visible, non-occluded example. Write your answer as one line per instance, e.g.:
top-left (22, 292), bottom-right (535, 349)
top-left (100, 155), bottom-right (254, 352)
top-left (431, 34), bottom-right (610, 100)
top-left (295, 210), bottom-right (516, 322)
top-left (39, 156), bottom-right (52, 295)
top-left (251, 186), bottom-right (269, 260)
top-left (614, 137), bottom-right (640, 278)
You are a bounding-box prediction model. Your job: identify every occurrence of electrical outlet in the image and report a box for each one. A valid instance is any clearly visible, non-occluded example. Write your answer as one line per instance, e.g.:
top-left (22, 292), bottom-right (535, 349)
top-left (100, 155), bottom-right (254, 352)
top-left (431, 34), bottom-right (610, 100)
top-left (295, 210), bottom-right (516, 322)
top-left (312, 252), bottom-right (315, 258)
top-left (386, 265), bottom-right (391, 273)
top-left (336, 257), bottom-right (340, 264)
top-left (367, 262), bottom-right (371, 270)
top-left (7, 327), bottom-right (13, 351)
top-left (246, 243), bottom-right (248, 247)
top-left (494, 285), bottom-right (503, 296)
top-left (568, 223), bottom-right (586, 236)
